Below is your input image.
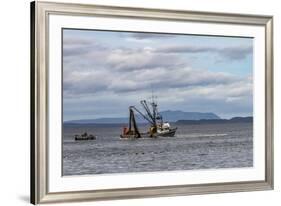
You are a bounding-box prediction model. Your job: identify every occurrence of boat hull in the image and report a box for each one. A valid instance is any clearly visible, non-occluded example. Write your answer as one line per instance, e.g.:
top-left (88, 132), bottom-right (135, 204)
top-left (120, 134), bottom-right (141, 139)
top-left (120, 128), bottom-right (177, 139)
top-left (74, 135), bottom-right (96, 141)
top-left (155, 128), bottom-right (177, 137)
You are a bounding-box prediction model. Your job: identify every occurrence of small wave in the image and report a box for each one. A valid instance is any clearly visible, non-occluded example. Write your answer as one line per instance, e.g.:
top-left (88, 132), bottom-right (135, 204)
top-left (198, 153), bottom-right (208, 156)
top-left (177, 133), bottom-right (228, 138)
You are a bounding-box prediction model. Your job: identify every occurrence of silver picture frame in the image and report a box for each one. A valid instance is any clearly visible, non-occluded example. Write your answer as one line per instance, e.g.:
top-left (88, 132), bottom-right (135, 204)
top-left (30, 1), bottom-right (274, 204)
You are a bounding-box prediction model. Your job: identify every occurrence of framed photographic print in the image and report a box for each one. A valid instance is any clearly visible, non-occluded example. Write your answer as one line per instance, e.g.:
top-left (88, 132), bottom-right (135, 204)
top-left (30, 1), bottom-right (274, 204)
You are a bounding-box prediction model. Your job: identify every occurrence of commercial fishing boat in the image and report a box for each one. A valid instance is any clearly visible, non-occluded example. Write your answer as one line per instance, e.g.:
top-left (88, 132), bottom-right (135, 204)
top-left (120, 97), bottom-right (177, 139)
top-left (74, 132), bottom-right (96, 141)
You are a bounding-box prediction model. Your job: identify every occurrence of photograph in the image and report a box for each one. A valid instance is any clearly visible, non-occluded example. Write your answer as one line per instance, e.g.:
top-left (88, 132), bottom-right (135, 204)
top-left (30, 2), bottom-right (273, 204)
top-left (62, 29), bottom-right (254, 176)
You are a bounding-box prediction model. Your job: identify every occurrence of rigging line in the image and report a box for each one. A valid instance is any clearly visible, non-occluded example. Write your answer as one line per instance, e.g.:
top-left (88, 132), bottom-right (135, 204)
top-left (130, 106), bottom-right (154, 125)
top-left (141, 100), bottom-right (154, 120)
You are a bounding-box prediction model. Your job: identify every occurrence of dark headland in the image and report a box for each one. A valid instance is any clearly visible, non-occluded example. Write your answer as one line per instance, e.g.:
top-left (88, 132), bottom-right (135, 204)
top-left (176, 116), bottom-right (253, 125)
top-left (64, 110), bottom-right (220, 124)
top-left (64, 110), bottom-right (252, 125)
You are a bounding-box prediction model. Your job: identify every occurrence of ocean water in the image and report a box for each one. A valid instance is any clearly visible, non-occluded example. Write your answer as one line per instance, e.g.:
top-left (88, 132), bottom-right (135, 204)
top-left (63, 122), bottom-right (253, 176)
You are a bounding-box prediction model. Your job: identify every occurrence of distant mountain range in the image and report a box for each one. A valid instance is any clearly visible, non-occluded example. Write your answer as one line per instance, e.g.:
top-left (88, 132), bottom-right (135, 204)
top-left (177, 116), bottom-right (253, 124)
top-left (64, 110), bottom-right (220, 124)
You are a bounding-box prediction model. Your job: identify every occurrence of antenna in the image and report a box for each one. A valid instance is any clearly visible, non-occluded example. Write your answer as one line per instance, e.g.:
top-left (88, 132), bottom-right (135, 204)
top-left (151, 86), bottom-right (157, 105)
top-left (152, 87), bottom-right (154, 103)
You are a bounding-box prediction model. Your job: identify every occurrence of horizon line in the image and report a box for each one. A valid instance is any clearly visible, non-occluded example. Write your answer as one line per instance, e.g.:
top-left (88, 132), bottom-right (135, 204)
top-left (64, 115), bottom-right (253, 123)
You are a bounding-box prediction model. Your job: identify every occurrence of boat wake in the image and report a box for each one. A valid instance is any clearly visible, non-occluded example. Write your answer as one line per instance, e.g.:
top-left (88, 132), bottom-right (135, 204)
top-left (176, 133), bottom-right (228, 138)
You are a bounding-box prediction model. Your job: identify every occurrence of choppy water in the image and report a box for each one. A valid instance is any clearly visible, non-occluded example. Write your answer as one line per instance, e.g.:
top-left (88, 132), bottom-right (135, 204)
top-left (63, 122), bottom-right (253, 176)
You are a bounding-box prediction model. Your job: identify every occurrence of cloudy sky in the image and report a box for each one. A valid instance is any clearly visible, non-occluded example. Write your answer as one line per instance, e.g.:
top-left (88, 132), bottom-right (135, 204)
top-left (63, 29), bottom-right (253, 121)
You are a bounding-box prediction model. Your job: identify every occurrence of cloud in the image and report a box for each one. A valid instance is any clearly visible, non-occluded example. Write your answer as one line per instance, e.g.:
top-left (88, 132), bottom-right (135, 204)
top-left (220, 46), bottom-right (252, 60)
top-left (128, 32), bottom-right (175, 40)
top-left (62, 30), bottom-right (253, 120)
top-left (63, 41), bottom-right (251, 98)
top-left (105, 48), bottom-right (186, 71)
top-left (63, 37), bottom-right (93, 45)
top-left (155, 45), bottom-right (214, 53)
top-left (63, 75), bottom-right (253, 120)
top-left (155, 45), bottom-right (252, 61)
top-left (63, 36), bottom-right (107, 58)
top-left (63, 61), bottom-right (250, 98)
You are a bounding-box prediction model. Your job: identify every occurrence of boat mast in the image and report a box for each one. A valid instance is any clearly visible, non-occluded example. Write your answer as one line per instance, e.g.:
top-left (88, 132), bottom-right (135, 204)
top-left (150, 90), bottom-right (162, 127)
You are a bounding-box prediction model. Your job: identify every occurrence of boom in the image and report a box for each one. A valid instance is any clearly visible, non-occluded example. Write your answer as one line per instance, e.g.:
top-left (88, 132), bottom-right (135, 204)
top-left (128, 108), bottom-right (140, 138)
top-left (140, 100), bottom-right (154, 121)
top-left (130, 106), bottom-right (154, 125)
